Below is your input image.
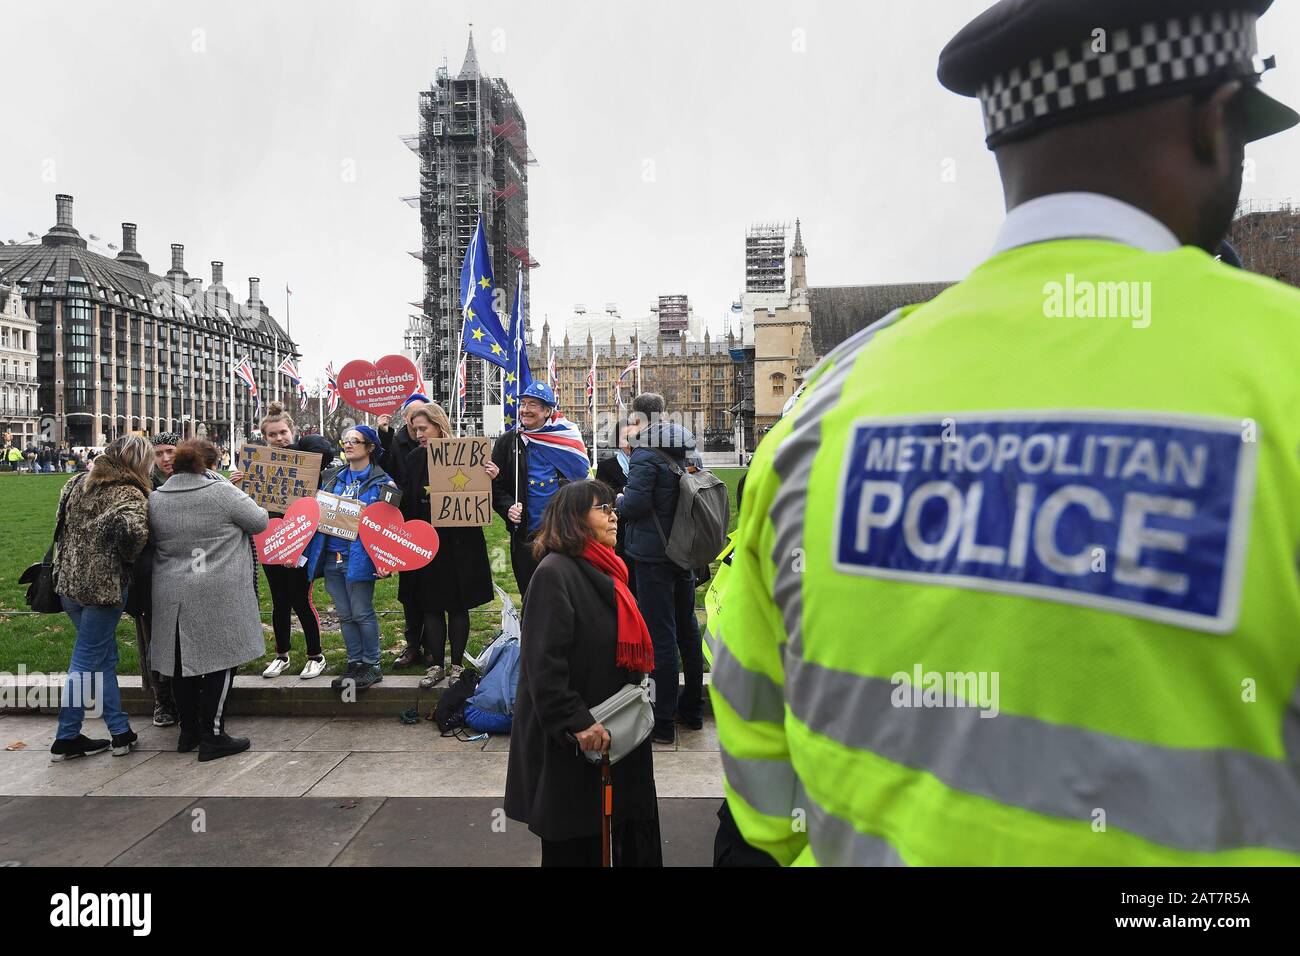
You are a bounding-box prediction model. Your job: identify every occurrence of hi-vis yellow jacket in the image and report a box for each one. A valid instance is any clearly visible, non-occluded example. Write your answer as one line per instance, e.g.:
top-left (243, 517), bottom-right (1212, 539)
top-left (712, 238), bottom-right (1300, 865)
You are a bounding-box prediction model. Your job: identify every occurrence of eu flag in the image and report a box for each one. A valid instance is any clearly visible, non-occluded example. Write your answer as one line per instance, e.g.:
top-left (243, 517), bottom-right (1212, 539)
top-left (503, 264), bottom-right (533, 429)
top-left (460, 215), bottom-right (511, 369)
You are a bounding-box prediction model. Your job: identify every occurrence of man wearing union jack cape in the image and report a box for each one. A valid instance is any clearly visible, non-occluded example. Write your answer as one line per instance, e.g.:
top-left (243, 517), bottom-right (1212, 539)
top-left (490, 381), bottom-right (590, 598)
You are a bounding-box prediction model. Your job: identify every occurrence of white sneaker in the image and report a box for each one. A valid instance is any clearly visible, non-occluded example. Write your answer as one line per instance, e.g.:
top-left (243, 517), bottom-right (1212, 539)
top-left (262, 656), bottom-right (291, 678)
top-left (300, 656), bottom-right (327, 680)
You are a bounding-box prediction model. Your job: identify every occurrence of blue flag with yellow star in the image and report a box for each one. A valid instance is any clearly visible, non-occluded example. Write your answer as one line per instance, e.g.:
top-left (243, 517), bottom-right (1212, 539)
top-left (460, 215), bottom-right (511, 369)
top-left (503, 264), bottom-right (533, 430)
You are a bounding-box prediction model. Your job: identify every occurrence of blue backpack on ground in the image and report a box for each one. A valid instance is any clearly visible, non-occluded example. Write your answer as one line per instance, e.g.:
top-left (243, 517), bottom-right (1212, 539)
top-left (464, 634), bottom-right (521, 735)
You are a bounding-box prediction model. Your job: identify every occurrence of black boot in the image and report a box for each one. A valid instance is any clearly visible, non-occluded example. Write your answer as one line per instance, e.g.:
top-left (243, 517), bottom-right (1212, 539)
top-left (198, 733), bottom-right (250, 762)
top-left (177, 726), bottom-right (201, 753)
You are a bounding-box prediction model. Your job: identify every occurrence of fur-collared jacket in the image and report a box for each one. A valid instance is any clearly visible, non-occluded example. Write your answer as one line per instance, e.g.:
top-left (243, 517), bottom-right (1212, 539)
top-left (54, 461), bottom-right (151, 607)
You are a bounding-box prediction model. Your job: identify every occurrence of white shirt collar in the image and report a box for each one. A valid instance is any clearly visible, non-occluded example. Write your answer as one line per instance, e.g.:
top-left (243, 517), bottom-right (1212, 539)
top-left (991, 192), bottom-right (1182, 256)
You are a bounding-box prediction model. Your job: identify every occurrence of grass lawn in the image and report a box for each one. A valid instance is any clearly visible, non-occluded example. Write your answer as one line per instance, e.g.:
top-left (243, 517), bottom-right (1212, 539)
top-left (0, 467), bottom-right (746, 677)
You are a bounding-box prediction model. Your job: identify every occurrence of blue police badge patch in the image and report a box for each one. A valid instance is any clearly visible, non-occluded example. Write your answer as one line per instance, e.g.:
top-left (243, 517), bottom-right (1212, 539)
top-left (833, 411), bottom-right (1257, 633)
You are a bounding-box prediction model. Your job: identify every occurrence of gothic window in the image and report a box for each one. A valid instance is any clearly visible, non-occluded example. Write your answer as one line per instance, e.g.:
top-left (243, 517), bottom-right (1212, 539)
top-left (771, 373), bottom-right (786, 396)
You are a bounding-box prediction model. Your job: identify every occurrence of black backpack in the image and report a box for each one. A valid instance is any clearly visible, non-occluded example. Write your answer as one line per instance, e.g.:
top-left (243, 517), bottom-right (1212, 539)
top-left (433, 668), bottom-right (481, 733)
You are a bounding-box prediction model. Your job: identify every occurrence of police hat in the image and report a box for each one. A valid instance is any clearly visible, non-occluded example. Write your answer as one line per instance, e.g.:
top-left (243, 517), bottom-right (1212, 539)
top-left (939, 0), bottom-right (1299, 147)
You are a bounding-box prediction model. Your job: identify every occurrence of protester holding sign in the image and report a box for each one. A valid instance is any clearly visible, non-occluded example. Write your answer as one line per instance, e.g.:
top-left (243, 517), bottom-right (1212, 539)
top-left (397, 403), bottom-right (498, 688)
top-left (229, 403), bottom-right (327, 680)
top-left (302, 425), bottom-right (397, 694)
top-left (149, 439), bottom-right (269, 762)
top-left (377, 393), bottom-right (433, 668)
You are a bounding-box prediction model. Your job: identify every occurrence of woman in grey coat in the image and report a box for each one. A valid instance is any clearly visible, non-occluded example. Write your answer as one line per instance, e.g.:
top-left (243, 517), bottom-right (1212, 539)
top-left (149, 438), bottom-right (269, 761)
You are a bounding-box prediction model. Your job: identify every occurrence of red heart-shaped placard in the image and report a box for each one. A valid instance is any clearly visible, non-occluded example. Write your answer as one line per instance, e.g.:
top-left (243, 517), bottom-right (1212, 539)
top-left (337, 354), bottom-right (423, 415)
top-left (254, 497), bottom-right (321, 566)
top-left (358, 501), bottom-right (440, 574)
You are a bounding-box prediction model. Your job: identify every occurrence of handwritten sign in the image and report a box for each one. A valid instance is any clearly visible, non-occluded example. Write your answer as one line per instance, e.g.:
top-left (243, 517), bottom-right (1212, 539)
top-left (237, 445), bottom-right (321, 514)
top-left (426, 437), bottom-right (493, 527)
top-left (359, 501), bottom-right (439, 574)
top-left (337, 354), bottom-right (422, 415)
top-left (254, 498), bottom-right (320, 566)
top-left (316, 490), bottom-right (363, 541)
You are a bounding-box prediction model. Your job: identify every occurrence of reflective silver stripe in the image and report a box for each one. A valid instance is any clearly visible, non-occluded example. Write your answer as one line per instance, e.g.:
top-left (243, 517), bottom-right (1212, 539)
top-left (771, 310), bottom-right (905, 656)
top-left (711, 631), bottom-right (785, 724)
top-left (720, 746), bottom-right (801, 819)
top-left (803, 787), bottom-right (908, 867)
top-left (784, 659), bottom-right (1300, 855)
top-left (211, 668), bottom-right (233, 737)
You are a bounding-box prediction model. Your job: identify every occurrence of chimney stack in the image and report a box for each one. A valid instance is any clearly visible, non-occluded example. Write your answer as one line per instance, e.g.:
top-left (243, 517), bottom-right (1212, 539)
top-left (43, 194), bottom-right (85, 248)
top-left (211, 261), bottom-right (224, 286)
top-left (168, 243), bottom-right (187, 277)
top-left (115, 223), bottom-right (149, 271)
top-left (248, 277), bottom-right (261, 304)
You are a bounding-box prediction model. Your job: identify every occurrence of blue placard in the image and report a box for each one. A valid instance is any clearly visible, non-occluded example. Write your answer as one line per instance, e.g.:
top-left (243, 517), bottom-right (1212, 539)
top-left (833, 412), bottom-right (1256, 633)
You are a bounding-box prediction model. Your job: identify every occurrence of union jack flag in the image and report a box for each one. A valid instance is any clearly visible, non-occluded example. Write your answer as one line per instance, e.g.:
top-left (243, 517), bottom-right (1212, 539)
top-left (325, 362), bottom-right (340, 414)
top-left (277, 356), bottom-right (309, 407)
top-left (615, 355), bottom-right (640, 410)
top-left (234, 356), bottom-right (260, 414)
top-left (519, 417), bottom-right (591, 482)
top-left (457, 355), bottom-right (467, 416)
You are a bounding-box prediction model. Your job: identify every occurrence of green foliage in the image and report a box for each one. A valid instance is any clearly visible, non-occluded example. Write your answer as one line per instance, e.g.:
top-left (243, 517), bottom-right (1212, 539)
top-left (0, 468), bottom-right (747, 675)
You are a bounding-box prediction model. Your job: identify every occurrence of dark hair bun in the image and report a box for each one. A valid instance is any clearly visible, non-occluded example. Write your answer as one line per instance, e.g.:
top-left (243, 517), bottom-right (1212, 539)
top-left (267, 401), bottom-right (285, 416)
top-left (173, 438), bottom-right (219, 475)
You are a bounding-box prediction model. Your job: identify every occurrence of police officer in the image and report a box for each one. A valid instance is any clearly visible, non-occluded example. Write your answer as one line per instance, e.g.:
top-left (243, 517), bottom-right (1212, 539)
top-left (714, 0), bottom-right (1300, 866)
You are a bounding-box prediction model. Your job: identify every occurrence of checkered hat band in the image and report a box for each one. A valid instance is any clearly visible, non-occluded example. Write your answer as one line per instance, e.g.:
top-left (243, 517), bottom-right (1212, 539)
top-left (978, 11), bottom-right (1259, 138)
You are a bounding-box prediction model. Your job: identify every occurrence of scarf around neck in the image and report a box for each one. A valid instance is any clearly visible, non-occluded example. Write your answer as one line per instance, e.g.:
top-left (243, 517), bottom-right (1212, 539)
top-left (579, 538), bottom-right (654, 673)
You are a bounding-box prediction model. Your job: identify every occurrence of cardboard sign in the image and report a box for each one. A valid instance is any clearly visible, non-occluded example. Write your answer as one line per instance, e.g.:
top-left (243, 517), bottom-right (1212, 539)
top-left (359, 501), bottom-right (439, 574)
top-left (237, 445), bottom-right (321, 513)
top-left (337, 354), bottom-right (422, 415)
top-left (254, 498), bottom-right (320, 566)
top-left (426, 437), bottom-right (493, 527)
top-left (316, 490), bottom-right (363, 541)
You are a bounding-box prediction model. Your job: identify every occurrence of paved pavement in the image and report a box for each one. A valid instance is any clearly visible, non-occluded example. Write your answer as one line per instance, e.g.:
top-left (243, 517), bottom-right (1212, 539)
top-left (0, 713), bottom-right (724, 866)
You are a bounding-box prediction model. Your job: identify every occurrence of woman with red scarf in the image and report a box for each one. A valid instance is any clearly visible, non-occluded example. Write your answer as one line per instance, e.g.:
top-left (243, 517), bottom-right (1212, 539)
top-left (504, 480), bottom-right (663, 867)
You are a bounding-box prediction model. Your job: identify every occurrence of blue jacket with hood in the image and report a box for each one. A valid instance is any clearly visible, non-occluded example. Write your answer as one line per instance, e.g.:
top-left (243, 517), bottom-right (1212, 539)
top-left (617, 420), bottom-right (699, 564)
top-left (303, 461), bottom-right (395, 582)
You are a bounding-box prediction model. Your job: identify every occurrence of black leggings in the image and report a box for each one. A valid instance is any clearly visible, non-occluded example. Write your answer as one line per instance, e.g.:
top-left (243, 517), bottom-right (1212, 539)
top-left (172, 632), bottom-right (235, 740)
top-left (263, 564), bottom-right (322, 657)
top-left (423, 609), bottom-right (469, 669)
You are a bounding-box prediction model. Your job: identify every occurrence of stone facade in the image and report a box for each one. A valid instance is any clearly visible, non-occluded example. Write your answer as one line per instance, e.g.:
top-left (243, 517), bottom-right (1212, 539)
top-left (0, 282), bottom-right (39, 445)
top-left (0, 195), bottom-right (300, 448)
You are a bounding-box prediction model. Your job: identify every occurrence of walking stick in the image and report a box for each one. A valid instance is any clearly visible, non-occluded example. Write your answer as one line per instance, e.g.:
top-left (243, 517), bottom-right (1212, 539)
top-left (601, 752), bottom-right (613, 868)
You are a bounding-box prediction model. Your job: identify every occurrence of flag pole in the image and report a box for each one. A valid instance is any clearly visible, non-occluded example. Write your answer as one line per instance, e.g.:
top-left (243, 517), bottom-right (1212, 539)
top-left (590, 348), bottom-right (598, 470)
top-left (318, 373), bottom-right (324, 437)
top-left (635, 327), bottom-right (641, 394)
top-left (513, 264), bottom-right (523, 520)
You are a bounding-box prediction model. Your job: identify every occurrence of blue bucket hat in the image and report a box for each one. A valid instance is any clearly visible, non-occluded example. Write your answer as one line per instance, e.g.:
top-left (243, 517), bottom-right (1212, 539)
top-left (520, 381), bottom-right (556, 408)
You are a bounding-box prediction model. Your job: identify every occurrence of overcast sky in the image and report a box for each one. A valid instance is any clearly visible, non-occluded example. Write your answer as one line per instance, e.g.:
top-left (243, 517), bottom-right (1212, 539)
top-left (3, 0), bottom-right (1298, 380)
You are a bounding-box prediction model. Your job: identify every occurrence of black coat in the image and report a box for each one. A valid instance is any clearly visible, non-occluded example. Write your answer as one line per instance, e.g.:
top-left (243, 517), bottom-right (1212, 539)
top-left (379, 425), bottom-right (421, 488)
top-left (617, 421), bottom-right (697, 564)
top-left (397, 443), bottom-right (493, 614)
top-left (490, 431), bottom-right (529, 534)
top-left (504, 551), bottom-right (657, 842)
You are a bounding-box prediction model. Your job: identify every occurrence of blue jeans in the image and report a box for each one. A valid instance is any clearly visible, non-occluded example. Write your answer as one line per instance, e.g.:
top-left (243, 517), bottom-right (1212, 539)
top-left (57, 590), bottom-right (131, 739)
top-left (323, 561), bottom-right (380, 665)
top-left (634, 561), bottom-right (705, 734)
